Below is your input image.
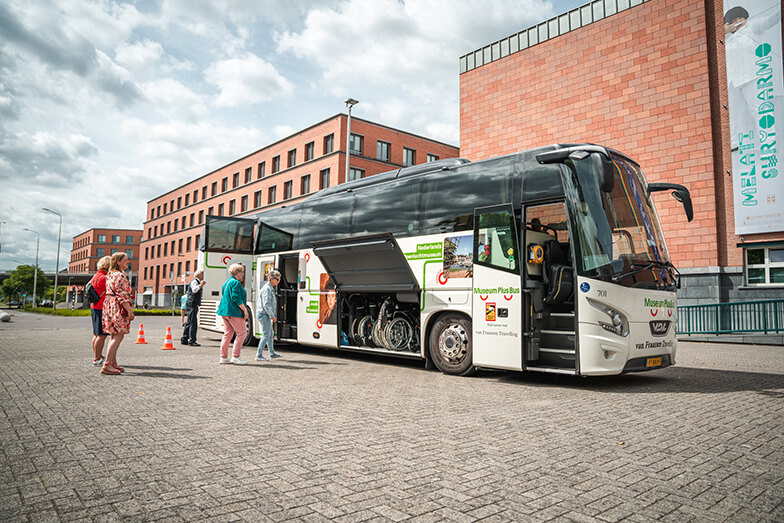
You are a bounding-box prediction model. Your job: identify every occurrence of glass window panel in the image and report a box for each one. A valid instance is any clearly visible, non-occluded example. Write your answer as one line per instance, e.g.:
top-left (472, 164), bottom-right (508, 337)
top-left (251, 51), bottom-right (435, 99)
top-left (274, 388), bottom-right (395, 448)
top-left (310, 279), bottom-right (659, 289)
top-left (466, 53), bottom-right (475, 70)
top-left (491, 42), bottom-right (500, 60)
top-left (746, 248), bottom-right (765, 265)
top-left (528, 28), bottom-right (538, 46)
top-left (460, 55), bottom-right (467, 73)
top-left (500, 38), bottom-right (509, 57)
top-left (548, 19), bottom-right (559, 38)
top-left (559, 14), bottom-right (570, 34)
top-left (483, 46), bottom-right (491, 64)
top-left (581, 5), bottom-right (593, 23)
top-left (476, 208), bottom-right (519, 273)
top-left (618, 0), bottom-right (630, 9)
top-left (509, 34), bottom-right (519, 53)
top-left (630, 0), bottom-right (643, 7)
top-left (570, 10), bottom-right (581, 29)
top-left (770, 268), bottom-right (784, 283)
top-left (206, 217), bottom-right (254, 254)
top-left (747, 268), bottom-right (766, 284)
top-left (769, 248), bottom-right (784, 263)
top-left (593, 0), bottom-right (605, 20)
top-left (538, 23), bottom-right (547, 43)
top-left (519, 30), bottom-right (528, 49)
top-left (474, 49), bottom-right (483, 67)
top-left (604, 0), bottom-right (617, 16)
top-left (296, 196), bottom-right (352, 250)
top-left (351, 179), bottom-right (421, 237)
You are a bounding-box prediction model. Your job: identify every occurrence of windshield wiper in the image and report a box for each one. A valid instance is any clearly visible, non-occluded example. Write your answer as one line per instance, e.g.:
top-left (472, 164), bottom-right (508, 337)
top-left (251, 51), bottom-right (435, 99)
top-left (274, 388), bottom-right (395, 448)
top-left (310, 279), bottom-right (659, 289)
top-left (611, 259), bottom-right (675, 283)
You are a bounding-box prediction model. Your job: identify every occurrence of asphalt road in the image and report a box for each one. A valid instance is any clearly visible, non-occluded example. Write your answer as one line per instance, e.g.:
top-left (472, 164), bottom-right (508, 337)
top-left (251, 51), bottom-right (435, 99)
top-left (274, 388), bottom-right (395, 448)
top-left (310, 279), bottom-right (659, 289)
top-left (0, 310), bottom-right (782, 522)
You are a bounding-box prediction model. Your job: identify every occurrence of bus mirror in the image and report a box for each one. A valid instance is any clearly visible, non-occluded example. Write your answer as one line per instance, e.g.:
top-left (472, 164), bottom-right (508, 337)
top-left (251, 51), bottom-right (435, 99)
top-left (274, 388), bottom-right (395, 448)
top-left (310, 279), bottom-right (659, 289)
top-left (591, 152), bottom-right (615, 193)
top-left (647, 183), bottom-right (694, 222)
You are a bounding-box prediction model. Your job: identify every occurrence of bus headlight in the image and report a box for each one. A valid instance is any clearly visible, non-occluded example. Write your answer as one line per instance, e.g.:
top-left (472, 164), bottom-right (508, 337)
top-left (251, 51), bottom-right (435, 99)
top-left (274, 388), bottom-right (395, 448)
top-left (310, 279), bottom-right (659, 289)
top-left (586, 298), bottom-right (629, 337)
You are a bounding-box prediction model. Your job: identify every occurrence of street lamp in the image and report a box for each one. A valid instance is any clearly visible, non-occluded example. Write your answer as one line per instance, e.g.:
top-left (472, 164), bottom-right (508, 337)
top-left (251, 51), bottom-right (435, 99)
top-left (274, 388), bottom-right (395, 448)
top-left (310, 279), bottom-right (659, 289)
top-left (0, 220), bottom-right (6, 253)
top-left (23, 228), bottom-right (39, 307)
top-left (345, 98), bottom-right (359, 183)
top-left (42, 207), bottom-right (62, 310)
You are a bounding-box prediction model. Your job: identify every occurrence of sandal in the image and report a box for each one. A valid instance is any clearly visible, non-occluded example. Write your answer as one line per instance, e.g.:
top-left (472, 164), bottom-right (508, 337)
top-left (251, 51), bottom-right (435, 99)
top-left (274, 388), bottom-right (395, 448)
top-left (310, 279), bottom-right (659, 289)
top-left (110, 363), bottom-right (125, 372)
top-left (100, 365), bottom-right (121, 375)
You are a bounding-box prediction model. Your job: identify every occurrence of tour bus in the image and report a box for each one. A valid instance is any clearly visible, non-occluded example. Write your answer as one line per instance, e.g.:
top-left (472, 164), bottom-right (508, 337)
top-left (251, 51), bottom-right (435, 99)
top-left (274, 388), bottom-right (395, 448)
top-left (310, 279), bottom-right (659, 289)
top-left (197, 144), bottom-right (693, 376)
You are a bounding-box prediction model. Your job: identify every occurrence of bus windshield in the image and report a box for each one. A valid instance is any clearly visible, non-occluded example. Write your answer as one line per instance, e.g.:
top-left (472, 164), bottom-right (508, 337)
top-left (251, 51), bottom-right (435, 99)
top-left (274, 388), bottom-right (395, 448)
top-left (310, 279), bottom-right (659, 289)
top-left (565, 153), bottom-right (677, 290)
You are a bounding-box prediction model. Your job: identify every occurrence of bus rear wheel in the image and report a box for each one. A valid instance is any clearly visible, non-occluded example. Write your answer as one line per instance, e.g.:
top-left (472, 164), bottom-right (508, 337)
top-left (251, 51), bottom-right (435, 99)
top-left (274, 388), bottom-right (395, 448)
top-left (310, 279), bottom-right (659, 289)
top-left (428, 314), bottom-right (475, 376)
top-left (243, 314), bottom-right (257, 346)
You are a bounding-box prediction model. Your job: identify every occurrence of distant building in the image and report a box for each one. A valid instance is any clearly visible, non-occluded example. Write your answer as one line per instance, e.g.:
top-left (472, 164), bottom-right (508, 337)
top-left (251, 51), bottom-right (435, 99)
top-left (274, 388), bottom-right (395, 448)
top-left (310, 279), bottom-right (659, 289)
top-left (69, 228), bottom-right (142, 274)
top-left (139, 113), bottom-right (459, 306)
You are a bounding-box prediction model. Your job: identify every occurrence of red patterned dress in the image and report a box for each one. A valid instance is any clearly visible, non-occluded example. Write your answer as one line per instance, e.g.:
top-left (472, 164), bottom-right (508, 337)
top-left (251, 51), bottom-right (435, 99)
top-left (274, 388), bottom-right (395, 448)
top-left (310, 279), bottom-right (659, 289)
top-left (102, 271), bottom-right (133, 334)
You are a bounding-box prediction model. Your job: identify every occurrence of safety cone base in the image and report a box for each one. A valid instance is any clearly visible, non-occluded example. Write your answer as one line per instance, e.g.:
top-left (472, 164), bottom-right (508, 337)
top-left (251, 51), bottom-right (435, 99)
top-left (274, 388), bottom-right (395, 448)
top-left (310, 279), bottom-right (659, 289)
top-left (160, 326), bottom-right (176, 350)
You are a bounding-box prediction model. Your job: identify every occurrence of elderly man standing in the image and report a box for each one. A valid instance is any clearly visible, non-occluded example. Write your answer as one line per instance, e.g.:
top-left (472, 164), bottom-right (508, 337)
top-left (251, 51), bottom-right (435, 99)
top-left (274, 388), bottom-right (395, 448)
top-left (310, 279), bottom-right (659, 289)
top-left (181, 269), bottom-right (206, 346)
top-left (255, 270), bottom-right (282, 361)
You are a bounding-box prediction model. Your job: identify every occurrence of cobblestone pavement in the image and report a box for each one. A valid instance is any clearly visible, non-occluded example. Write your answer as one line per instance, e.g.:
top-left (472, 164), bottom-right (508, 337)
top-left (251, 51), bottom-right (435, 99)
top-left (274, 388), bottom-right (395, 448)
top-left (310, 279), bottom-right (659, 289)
top-left (0, 310), bottom-right (782, 522)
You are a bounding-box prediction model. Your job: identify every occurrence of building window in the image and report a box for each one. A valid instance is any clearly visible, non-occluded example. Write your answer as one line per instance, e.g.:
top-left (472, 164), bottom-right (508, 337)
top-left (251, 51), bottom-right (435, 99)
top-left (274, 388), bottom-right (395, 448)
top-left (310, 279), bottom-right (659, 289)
top-left (301, 174), bottom-right (310, 195)
top-left (377, 140), bottom-right (390, 161)
top-left (745, 247), bottom-right (784, 285)
top-left (111, 248), bottom-right (118, 255)
top-left (170, 200), bottom-right (174, 212)
top-left (349, 133), bottom-right (363, 155)
top-left (254, 190), bottom-right (262, 208)
top-left (193, 189), bottom-right (198, 203)
top-left (97, 248), bottom-right (105, 257)
top-left (245, 167), bottom-right (252, 184)
top-left (153, 226), bottom-right (157, 237)
top-left (272, 155), bottom-right (280, 173)
top-left (112, 235), bottom-right (120, 244)
top-left (98, 234), bottom-right (106, 242)
top-left (427, 153), bottom-right (440, 162)
top-left (268, 186), bottom-right (277, 204)
top-left (199, 210), bottom-right (204, 223)
top-left (202, 186), bottom-right (207, 199)
top-left (163, 243), bottom-right (167, 256)
top-left (172, 220), bottom-right (177, 233)
top-left (195, 234), bottom-right (200, 249)
top-left (126, 235), bottom-right (134, 244)
top-left (184, 194), bottom-right (190, 206)
top-left (186, 237), bottom-right (191, 252)
top-left (349, 168), bottom-right (364, 181)
top-left (163, 203), bottom-right (167, 214)
top-left (288, 149), bottom-right (296, 168)
top-left (208, 206), bottom-right (213, 216)
top-left (185, 261), bottom-right (190, 274)
top-left (404, 147), bottom-right (416, 166)
top-left (229, 199), bottom-right (236, 215)
top-left (144, 246), bottom-right (149, 259)
top-left (232, 172), bottom-right (239, 188)
top-left (177, 196), bottom-right (182, 209)
top-left (144, 267), bottom-right (148, 279)
top-left (150, 208), bottom-right (155, 219)
top-left (218, 203), bottom-right (224, 216)
top-left (320, 168), bottom-right (330, 189)
top-left (178, 238), bottom-right (183, 253)
top-left (284, 180), bottom-right (293, 200)
top-left (241, 195), bottom-right (248, 212)
top-left (305, 141), bottom-right (314, 161)
top-left (323, 133), bottom-right (334, 154)
top-left (258, 161), bottom-right (265, 179)
top-left (221, 177), bottom-right (228, 192)
top-left (126, 249), bottom-right (133, 258)
top-left (190, 213), bottom-right (194, 227)
top-left (211, 182), bottom-right (217, 196)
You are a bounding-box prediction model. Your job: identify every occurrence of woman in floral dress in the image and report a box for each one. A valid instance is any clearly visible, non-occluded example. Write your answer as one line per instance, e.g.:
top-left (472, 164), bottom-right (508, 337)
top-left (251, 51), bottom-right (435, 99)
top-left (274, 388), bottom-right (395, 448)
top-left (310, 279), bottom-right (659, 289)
top-left (101, 252), bottom-right (135, 375)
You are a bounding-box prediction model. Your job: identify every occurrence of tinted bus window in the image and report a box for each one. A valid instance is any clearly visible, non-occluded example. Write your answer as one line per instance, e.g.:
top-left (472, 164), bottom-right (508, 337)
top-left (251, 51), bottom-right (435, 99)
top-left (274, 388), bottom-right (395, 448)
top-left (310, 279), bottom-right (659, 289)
top-left (205, 217), bottom-right (254, 254)
top-left (350, 178), bottom-right (421, 237)
top-left (255, 206), bottom-right (301, 253)
top-left (296, 195), bottom-right (354, 249)
top-left (420, 157), bottom-right (515, 235)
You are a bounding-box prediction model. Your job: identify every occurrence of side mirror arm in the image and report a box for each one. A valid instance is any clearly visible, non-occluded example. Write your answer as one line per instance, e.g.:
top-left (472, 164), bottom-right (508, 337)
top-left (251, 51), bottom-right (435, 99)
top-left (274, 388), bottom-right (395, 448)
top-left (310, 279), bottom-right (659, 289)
top-left (647, 183), bottom-right (694, 222)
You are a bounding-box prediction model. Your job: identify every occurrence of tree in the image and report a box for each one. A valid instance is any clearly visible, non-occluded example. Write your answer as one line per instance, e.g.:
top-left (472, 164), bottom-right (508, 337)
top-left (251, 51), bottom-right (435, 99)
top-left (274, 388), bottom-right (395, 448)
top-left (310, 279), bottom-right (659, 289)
top-left (1, 265), bottom-right (50, 303)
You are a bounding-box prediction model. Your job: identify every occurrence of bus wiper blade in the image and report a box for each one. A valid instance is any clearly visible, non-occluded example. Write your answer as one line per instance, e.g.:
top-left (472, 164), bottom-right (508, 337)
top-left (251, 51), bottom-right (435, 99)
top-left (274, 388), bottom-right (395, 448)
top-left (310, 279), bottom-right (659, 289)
top-left (612, 260), bottom-right (674, 282)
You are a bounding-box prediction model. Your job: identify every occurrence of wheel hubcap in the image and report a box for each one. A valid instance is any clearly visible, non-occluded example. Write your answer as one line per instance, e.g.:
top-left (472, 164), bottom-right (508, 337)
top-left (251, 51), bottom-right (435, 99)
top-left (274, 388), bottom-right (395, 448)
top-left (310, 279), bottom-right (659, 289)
top-left (438, 323), bottom-right (468, 363)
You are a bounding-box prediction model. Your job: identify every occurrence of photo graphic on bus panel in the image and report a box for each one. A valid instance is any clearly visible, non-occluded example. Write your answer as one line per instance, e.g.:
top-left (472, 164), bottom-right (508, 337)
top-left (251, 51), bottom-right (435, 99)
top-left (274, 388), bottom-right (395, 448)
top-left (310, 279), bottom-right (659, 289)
top-left (443, 234), bottom-right (473, 278)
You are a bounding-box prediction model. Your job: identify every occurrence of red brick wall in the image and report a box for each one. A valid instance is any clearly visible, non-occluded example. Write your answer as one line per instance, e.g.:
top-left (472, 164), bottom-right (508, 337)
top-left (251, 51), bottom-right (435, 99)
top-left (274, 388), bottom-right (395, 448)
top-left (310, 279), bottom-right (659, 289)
top-left (69, 229), bottom-right (142, 273)
top-left (460, 0), bottom-right (718, 269)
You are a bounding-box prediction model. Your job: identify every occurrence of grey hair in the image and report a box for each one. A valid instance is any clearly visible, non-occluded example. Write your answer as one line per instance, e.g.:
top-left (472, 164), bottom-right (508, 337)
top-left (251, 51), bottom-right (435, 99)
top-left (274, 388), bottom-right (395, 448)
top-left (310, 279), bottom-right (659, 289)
top-left (228, 263), bottom-right (245, 276)
top-left (268, 270), bottom-right (281, 281)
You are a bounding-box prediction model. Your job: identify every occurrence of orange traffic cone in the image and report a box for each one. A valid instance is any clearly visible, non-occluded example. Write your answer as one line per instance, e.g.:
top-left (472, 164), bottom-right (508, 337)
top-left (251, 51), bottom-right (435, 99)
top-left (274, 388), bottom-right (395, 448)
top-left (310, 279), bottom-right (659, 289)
top-left (160, 326), bottom-right (176, 350)
top-left (134, 323), bottom-right (148, 344)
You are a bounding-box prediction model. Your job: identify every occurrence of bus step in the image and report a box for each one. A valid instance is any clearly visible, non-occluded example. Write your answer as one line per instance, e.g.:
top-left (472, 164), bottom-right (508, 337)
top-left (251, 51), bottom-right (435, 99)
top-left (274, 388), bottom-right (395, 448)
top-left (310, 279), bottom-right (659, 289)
top-left (549, 312), bottom-right (575, 330)
top-left (541, 329), bottom-right (575, 336)
top-left (539, 348), bottom-right (575, 355)
top-left (526, 366), bottom-right (577, 376)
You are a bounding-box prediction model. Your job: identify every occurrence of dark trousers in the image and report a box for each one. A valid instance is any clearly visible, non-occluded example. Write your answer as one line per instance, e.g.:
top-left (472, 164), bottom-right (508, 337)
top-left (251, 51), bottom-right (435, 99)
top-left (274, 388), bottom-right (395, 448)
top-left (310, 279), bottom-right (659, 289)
top-left (181, 306), bottom-right (199, 344)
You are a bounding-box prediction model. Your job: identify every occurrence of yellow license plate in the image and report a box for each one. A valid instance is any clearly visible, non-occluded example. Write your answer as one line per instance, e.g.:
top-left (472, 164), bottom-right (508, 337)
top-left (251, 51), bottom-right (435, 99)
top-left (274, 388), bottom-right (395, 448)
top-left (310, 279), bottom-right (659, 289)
top-left (646, 357), bottom-right (663, 368)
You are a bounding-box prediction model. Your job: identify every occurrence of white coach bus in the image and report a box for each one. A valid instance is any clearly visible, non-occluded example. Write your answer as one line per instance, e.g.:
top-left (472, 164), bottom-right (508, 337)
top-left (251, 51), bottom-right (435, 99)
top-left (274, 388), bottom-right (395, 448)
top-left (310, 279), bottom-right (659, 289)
top-left (197, 144), bottom-right (693, 376)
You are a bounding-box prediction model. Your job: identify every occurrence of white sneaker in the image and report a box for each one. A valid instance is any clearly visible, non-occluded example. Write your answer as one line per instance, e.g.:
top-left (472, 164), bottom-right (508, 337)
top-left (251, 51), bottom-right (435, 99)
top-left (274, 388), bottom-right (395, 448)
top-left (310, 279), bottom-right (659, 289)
top-left (219, 357), bottom-right (231, 364)
top-left (92, 356), bottom-right (105, 366)
top-left (230, 357), bottom-right (247, 365)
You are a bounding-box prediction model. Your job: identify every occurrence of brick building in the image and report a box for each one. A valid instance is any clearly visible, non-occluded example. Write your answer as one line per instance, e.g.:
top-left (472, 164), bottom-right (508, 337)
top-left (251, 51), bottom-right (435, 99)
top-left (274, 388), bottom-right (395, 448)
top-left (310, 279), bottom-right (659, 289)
top-left (69, 228), bottom-right (142, 274)
top-left (459, 0), bottom-right (784, 304)
top-left (139, 114), bottom-right (459, 306)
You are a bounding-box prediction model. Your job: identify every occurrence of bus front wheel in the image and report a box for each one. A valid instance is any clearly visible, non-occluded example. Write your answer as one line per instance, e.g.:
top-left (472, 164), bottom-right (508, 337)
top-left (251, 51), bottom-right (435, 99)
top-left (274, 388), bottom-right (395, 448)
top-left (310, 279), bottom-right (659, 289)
top-left (429, 314), bottom-right (475, 376)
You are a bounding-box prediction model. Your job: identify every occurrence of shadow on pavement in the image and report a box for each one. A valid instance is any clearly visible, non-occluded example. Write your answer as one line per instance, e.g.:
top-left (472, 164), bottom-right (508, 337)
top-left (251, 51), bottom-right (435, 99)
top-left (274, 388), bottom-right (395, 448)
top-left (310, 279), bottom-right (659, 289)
top-left (489, 366), bottom-right (784, 394)
top-left (125, 371), bottom-right (210, 380)
top-left (122, 365), bottom-right (193, 371)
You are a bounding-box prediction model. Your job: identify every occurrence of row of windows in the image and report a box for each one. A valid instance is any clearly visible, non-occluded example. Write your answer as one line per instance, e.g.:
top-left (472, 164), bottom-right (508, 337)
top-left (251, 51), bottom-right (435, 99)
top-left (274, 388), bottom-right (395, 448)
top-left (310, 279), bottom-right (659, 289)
top-left (73, 234), bottom-right (136, 249)
top-left (94, 248), bottom-right (134, 259)
top-left (145, 169), bottom-right (337, 241)
top-left (143, 259), bottom-right (198, 284)
top-left (71, 260), bottom-right (134, 272)
top-left (149, 134), bottom-right (338, 221)
top-left (256, 156), bottom-right (516, 253)
top-left (351, 133), bottom-right (439, 166)
top-left (145, 235), bottom-right (201, 262)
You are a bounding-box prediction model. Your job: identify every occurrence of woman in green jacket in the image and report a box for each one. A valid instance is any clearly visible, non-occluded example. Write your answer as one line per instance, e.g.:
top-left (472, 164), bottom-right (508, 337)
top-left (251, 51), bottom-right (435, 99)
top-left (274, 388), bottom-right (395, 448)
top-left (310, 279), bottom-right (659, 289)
top-left (216, 263), bottom-right (249, 365)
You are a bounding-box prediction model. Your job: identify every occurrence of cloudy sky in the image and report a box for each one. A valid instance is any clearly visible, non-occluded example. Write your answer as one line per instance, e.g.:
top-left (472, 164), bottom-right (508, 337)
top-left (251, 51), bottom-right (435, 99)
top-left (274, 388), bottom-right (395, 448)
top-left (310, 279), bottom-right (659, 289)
top-left (0, 0), bottom-right (584, 273)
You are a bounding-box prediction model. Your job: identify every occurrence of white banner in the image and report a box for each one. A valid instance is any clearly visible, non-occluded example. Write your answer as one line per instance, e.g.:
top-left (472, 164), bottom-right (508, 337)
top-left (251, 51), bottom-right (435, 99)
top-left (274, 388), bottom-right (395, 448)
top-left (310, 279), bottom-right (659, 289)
top-left (725, 1), bottom-right (784, 234)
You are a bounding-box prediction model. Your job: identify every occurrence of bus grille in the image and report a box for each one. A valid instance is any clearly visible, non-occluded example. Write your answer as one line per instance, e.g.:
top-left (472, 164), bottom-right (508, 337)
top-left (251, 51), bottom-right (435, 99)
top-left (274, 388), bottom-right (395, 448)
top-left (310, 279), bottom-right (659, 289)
top-left (199, 300), bottom-right (219, 329)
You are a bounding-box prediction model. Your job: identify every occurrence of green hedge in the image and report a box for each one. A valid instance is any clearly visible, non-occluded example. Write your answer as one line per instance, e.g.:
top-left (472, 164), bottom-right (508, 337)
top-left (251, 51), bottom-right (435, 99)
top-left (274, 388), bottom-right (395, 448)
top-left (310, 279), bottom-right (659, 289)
top-left (22, 307), bottom-right (179, 317)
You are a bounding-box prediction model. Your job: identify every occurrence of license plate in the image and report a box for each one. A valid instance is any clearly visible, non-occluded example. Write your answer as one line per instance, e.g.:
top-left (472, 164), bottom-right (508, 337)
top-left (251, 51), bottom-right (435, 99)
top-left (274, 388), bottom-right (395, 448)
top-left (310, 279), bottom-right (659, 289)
top-left (646, 357), bottom-right (663, 368)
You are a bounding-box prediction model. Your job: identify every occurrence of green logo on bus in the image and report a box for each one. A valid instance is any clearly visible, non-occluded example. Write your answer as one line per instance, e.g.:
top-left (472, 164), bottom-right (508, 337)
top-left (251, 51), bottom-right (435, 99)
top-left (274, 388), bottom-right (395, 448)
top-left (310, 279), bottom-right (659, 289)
top-left (405, 242), bottom-right (442, 260)
top-left (306, 300), bottom-right (319, 314)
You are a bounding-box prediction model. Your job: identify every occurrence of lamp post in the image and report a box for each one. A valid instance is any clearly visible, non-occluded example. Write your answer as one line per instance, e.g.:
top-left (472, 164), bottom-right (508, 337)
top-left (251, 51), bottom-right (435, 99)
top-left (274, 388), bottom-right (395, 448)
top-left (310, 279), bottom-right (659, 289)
top-left (0, 220), bottom-right (6, 253)
top-left (42, 208), bottom-right (62, 310)
top-left (23, 228), bottom-right (39, 307)
top-left (344, 98), bottom-right (359, 182)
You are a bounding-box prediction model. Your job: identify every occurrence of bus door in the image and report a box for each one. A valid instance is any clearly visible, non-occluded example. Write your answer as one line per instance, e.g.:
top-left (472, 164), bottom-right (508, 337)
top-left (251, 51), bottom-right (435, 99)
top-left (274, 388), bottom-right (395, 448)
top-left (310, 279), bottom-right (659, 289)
top-left (472, 205), bottom-right (523, 371)
top-left (523, 202), bottom-right (576, 372)
top-left (254, 254), bottom-right (276, 338)
top-left (276, 254), bottom-right (299, 341)
top-left (201, 216), bottom-right (255, 332)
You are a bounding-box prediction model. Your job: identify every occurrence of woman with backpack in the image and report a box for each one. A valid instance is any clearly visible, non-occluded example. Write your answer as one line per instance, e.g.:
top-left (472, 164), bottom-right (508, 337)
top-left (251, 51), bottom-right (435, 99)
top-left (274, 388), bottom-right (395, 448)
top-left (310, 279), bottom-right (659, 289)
top-left (88, 256), bottom-right (111, 366)
top-left (101, 252), bottom-right (135, 375)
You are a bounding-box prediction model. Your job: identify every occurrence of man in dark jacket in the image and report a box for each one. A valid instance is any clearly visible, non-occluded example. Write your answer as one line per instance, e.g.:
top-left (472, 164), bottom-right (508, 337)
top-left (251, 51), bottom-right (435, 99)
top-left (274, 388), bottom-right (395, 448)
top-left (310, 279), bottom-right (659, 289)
top-left (181, 269), bottom-right (205, 346)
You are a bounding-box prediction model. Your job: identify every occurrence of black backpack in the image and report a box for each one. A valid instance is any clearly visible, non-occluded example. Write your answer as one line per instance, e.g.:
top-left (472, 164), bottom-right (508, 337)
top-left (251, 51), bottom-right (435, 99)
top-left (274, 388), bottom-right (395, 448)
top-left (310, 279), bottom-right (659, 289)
top-left (85, 276), bottom-right (104, 305)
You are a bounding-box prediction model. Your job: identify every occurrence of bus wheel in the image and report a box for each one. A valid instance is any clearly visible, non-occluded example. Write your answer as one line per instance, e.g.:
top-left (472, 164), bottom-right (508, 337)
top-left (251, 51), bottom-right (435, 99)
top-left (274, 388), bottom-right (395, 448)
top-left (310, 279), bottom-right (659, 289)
top-left (429, 314), bottom-right (475, 376)
top-left (243, 315), bottom-right (257, 346)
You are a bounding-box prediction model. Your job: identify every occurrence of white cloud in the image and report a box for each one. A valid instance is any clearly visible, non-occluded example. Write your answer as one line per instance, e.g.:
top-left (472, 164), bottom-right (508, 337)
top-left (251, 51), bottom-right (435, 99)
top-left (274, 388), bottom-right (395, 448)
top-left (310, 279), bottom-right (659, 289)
top-left (272, 125), bottom-right (295, 140)
top-left (205, 53), bottom-right (293, 107)
top-left (140, 79), bottom-right (207, 118)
